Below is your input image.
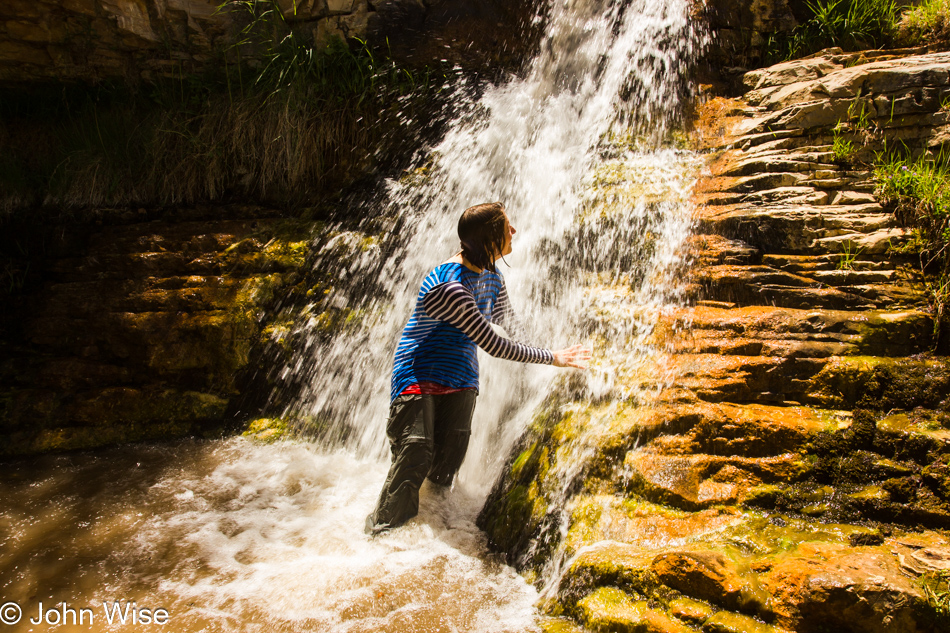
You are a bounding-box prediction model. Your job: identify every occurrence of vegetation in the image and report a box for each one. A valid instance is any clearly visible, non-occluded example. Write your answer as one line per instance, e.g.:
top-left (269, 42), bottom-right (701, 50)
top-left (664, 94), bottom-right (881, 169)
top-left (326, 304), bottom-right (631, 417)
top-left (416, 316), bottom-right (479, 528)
top-left (832, 128), bottom-right (857, 162)
top-left (0, 0), bottom-right (456, 216)
top-left (767, 0), bottom-right (903, 63)
top-left (825, 86), bottom-right (950, 346)
top-left (836, 240), bottom-right (863, 269)
top-left (922, 569), bottom-right (950, 628)
top-left (874, 152), bottom-right (950, 341)
top-left (897, 0), bottom-right (950, 47)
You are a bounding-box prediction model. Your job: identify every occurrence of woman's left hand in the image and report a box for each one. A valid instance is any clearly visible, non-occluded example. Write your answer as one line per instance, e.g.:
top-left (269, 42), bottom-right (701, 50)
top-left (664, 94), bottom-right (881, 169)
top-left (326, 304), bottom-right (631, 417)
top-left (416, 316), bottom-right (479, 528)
top-left (552, 344), bottom-right (592, 369)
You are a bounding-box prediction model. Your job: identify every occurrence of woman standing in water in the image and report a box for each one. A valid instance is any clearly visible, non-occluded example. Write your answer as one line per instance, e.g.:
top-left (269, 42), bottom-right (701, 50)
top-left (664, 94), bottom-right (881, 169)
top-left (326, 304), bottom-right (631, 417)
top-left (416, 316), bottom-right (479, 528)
top-left (366, 202), bottom-right (590, 535)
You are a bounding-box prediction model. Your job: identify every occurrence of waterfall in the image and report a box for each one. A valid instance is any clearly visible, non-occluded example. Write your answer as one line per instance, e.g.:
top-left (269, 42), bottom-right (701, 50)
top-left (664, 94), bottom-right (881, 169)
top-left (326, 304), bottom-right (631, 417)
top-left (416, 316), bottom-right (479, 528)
top-left (0, 2), bottom-right (704, 631)
top-left (289, 0), bottom-right (702, 488)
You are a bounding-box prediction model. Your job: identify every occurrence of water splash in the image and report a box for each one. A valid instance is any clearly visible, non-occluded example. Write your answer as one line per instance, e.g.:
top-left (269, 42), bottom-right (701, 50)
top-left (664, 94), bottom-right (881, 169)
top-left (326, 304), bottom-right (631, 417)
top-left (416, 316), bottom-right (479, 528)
top-left (288, 0), bottom-right (703, 484)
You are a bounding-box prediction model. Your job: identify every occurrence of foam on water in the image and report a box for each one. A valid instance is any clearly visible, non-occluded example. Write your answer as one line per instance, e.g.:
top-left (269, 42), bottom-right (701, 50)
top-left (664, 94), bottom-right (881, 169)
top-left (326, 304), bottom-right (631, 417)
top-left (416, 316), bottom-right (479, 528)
top-left (1, 439), bottom-right (538, 632)
top-left (137, 440), bottom-right (537, 632)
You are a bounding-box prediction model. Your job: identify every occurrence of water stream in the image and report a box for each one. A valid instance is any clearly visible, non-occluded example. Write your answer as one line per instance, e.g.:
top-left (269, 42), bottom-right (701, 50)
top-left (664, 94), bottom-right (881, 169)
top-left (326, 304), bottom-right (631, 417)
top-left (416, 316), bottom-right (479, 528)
top-left (0, 1), bottom-right (701, 630)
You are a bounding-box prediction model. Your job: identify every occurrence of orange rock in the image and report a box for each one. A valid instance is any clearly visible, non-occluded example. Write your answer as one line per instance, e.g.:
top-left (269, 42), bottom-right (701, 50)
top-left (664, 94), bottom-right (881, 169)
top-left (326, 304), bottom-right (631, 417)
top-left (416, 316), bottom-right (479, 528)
top-left (762, 545), bottom-right (929, 633)
top-left (650, 550), bottom-right (763, 613)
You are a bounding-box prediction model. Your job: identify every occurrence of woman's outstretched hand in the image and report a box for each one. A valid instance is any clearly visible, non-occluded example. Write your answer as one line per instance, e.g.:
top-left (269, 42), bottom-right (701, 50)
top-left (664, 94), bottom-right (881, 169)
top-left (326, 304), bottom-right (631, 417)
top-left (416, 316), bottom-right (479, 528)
top-left (552, 344), bottom-right (592, 369)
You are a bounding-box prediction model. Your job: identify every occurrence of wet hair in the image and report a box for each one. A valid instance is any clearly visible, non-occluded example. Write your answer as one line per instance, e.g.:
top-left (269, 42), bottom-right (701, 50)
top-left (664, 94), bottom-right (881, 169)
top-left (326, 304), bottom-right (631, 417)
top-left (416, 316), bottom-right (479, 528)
top-left (458, 202), bottom-right (507, 273)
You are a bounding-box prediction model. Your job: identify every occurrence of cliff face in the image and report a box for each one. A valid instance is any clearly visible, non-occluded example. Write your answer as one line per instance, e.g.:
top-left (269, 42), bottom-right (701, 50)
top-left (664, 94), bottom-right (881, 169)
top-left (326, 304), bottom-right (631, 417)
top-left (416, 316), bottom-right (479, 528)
top-left (0, 0), bottom-right (539, 85)
top-left (1, 0), bottom-right (237, 84)
top-left (0, 209), bottom-right (383, 456)
top-left (480, 48), bottom-right (950, 633)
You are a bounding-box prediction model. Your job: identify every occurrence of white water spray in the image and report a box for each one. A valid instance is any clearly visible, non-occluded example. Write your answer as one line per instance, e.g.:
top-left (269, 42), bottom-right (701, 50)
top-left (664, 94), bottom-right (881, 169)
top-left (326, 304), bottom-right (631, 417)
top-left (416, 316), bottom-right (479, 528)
top-left (291, 0), bottom-right (703, 482)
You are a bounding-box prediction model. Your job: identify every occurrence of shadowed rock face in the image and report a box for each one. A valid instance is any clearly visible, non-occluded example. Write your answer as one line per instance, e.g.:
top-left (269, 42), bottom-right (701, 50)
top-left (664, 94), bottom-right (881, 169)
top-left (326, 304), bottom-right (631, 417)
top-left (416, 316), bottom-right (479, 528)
top-left (0, 210), bottom-right (377, 456)
top-left (0, 0), bottom-right (539, 86)
top-left (482, 49), bottom-right (950, 633)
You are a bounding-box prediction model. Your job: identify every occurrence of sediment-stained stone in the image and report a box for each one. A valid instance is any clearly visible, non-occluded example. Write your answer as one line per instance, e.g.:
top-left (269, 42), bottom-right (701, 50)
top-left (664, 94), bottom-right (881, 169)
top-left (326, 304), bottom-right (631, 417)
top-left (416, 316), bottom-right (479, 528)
top-left (481, 47), bottom-right (950, 633)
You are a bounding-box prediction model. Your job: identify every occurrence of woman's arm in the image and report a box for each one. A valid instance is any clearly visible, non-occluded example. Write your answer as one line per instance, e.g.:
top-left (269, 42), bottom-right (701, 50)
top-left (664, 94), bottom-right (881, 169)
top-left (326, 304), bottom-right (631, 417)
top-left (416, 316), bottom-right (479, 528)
top-left (489, 281), bottom-right (530, 340)
top-left (423, 281), bottom-right (553, 365)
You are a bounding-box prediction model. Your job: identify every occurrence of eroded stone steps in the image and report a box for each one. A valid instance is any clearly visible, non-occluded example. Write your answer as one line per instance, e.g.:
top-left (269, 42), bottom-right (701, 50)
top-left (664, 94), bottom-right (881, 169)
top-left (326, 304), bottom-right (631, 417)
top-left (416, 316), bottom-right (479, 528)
top-left (523, 50), bottom-right (950, 633)
top-left (675, 305), bottom-right (934, 357)
top-left (556, 521), bottom-right (946, 633)
top-left (695, 267), bottom-right (923, 310)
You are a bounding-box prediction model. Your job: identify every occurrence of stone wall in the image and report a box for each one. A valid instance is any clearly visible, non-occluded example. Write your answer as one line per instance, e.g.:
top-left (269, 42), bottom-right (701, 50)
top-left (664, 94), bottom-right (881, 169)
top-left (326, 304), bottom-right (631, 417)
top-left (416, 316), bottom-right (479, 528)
top-left (699, 0), bottom-right (799, 87)
top-left (0, 0), bottom-right (538, 85)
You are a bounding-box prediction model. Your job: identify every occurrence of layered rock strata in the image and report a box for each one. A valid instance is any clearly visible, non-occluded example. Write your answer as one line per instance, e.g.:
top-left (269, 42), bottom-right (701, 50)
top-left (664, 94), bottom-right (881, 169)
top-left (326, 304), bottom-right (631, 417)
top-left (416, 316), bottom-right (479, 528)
top-left (0, 211), bottom-right (368, 456)
top-left (481, 50), bottom-right (950, 632)
top-left (0, 0), bottom-right (536, 85)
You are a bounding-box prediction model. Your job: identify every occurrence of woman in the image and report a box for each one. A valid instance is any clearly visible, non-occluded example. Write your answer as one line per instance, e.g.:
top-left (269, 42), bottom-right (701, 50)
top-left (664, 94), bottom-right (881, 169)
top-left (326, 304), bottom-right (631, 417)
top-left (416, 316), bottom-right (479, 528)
top-left (365, 202), bottom-right (590, 535)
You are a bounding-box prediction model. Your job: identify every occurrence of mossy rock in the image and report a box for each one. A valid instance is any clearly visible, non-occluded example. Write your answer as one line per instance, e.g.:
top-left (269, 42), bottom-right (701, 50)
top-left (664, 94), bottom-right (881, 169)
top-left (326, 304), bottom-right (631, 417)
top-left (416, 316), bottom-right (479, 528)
top-left (702, 611), bottom-right (778, 633)
top-left (807, 357), bottom-right (950, 411)
top-left (577, 587), bottom-right (692, 633)
top-left (242, 417), bottom-right (291, 443)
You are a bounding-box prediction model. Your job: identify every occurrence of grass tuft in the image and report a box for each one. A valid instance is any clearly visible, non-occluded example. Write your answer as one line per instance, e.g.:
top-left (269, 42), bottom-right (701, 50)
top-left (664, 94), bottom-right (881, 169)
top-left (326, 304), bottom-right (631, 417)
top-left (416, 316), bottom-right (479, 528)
top-left (875, 150), bottom-right (950, 343)
top-left (766, 0), bottom-right (903, 63)
top-left (897, 0), bottom-right (950, 47)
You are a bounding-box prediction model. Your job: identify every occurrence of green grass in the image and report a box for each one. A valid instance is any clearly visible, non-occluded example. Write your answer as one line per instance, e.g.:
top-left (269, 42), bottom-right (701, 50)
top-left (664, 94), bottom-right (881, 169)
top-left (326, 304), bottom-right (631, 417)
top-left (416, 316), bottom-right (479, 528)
top-left (837, 240), bottom-right (864, 269)
top-left (875, 153), bottom-right (950, 239)
top-left (832, 129), bottom-right (857, 161)
top-left (767, 0), bottom-right (903, 63)
top-left (897, 0), bottom-right (950, 46)
top-left (0, 0), bottom-right (454, 215)
top-left (875, 151), bottom-right (950, 343)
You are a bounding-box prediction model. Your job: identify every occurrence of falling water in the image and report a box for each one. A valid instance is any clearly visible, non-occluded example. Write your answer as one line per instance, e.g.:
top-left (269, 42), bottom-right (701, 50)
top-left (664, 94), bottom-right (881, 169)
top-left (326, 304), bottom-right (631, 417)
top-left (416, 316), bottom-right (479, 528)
top-left (1, 1), bottom-right (702, 631)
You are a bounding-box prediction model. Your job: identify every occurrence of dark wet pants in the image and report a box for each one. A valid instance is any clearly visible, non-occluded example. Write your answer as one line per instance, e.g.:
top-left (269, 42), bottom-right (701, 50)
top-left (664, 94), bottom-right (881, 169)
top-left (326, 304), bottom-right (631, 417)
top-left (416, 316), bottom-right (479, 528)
top-left (366, 391), bottom-right (477, 534)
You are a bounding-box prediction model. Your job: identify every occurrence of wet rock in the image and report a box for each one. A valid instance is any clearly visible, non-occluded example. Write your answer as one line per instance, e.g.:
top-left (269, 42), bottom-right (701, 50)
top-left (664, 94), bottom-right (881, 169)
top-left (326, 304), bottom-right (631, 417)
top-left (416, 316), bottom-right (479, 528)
top-left (0, 217), bottom-right (346, 456)
top-left (564, 497), bottom-right (743, 557)
top-left (559, 543), bottom-right (658, 610)
top-left (482, 47), bottom-right (950, 633)
top-left (762, 546), bottom-right (930, 633)
top-left (701, 611), bottom-right (778, 633)
top-left (651, 550), bottom-right (764, 614)
top-left (668, 597), bottom-right (713, 624)
top-left (576, 587), bottom-right (692, 633)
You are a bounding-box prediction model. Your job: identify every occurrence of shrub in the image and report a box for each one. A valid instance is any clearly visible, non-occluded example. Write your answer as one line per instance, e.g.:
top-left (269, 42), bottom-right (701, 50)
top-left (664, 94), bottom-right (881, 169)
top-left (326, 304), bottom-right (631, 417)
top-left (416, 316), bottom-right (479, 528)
top-left (896, 0), bottom-right (950, 47)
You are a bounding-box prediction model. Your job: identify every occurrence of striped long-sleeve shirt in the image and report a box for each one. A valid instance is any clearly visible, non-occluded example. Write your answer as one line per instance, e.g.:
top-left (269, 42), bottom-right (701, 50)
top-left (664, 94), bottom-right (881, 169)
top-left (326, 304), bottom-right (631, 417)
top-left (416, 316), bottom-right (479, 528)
top-left (390, 262), bottom-right (553, 401)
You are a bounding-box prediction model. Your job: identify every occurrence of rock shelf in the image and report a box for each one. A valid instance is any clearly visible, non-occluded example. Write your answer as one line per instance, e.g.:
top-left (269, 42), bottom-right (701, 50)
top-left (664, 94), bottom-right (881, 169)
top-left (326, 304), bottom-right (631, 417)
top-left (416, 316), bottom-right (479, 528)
top-left (0, 215), bottom-right (356, 455)
top-left (482, 49), bottom-right (950, 633)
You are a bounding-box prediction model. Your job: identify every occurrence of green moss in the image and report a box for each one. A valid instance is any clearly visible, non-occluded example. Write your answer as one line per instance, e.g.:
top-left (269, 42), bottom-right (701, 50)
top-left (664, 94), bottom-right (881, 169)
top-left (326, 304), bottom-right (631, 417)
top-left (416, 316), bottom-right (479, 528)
top-left (849, 484), bottom-right (889, 501)
top-left (703, 611), bottom-right (778, 633)
top-left (918, 569), bottom-right (950, 628)
top-left (879, 411), bottom-right (947, 435)
top-left (577, 587), bottom-right (650, 632)
top-left (242, 417), bottom-right (290, 443)
top-left (668, 596), bottom-right (714, 624)
top-left (563, 497), bottom-right (605, 554)
top-left (743, 484), bottom-right (786, 507)
top-left (806, 356), bottom-right (890, 408)
top-left (715, 514), bottom-right (880, 559)
top-left (2, 387), bottom-right (227, 456)
top-left (481, 482), bottom-right (548, 555)
top-left (576, 586), bottom-right (695, 633)
top-left (511, 441), bottom-right (539, 479)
